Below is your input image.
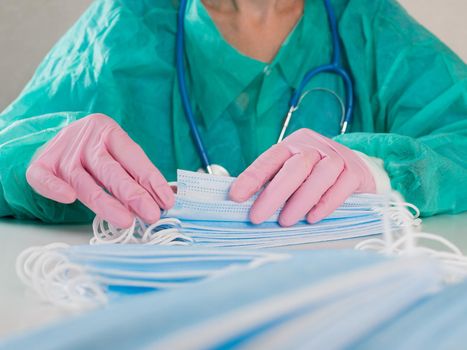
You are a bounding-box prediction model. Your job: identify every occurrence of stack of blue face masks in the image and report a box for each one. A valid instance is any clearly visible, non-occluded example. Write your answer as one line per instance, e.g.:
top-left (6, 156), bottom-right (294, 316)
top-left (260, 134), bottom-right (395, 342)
top-left (6, 249), bottom-right (443, 350)
top-left (16, 243), bottom-right (288, 309)
top-left (91, 170), bottom-right (418, 248)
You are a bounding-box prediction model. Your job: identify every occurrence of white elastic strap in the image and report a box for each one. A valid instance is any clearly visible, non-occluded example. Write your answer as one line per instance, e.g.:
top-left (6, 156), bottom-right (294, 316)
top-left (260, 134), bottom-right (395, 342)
top-left (16, 243), bottom-right (106, 310)
top-left (91, 217), bottom-right (136, 244)
top-left (91, 216), bottom-right (192, 246)
top-left (355, 192), bottom-right (467, 283)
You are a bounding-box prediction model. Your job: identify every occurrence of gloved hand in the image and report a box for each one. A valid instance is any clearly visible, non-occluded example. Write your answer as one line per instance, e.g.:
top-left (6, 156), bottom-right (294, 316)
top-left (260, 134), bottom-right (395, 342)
top-left (26, 114), bottom-right (174, 228)
top-left (229, 128), bottom-right (376, 226)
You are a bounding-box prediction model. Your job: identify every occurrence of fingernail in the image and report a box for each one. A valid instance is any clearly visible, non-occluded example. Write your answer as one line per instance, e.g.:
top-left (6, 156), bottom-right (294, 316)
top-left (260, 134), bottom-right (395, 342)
top-left (307, 213), bottom-right (320, 224)
top-left (113, 213), bottom-right (135, 229)
top-left (279, 215), bottom-right (295, 227)
top-left (156, 185), bottom-right (175, 209)
top-left (141, 209), bottom-right (161, 225)
top-left (143, 199), bottom-right (162, 223)
top-left (229, 182), bottom-right (252, 202)
top-left (106, 204), bottom-right (134, 229)
top-left (250, 216), bottom-right (263, 225)
top-left (61, 191), bottom-right (77, 204)
top-left (250, 209), bottom-right (268, 225)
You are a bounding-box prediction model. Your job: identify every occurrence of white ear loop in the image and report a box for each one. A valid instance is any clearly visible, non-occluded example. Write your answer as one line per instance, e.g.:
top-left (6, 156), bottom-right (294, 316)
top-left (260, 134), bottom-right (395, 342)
top-left (16, 243), bottom-right (107, 310)
top-left (91, 216), bottom-right (193, 246)
top-left (17, 241), bottom-right (292, 309)
top-left (91, 217), bottom-right (137, 244)
top-left (43, 263), bottom-right (107, 309)
top-left (16, 243), bottom-right (70, 287)
top-left (355, 191), bottom-right (467, 283)
top-left (143, 218), bottom-right (190, 244)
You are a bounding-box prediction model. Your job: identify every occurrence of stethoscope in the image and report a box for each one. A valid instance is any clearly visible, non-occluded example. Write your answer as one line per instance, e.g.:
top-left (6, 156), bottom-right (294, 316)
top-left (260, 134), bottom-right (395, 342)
top-left (176, 0), bottom-right (354, 176)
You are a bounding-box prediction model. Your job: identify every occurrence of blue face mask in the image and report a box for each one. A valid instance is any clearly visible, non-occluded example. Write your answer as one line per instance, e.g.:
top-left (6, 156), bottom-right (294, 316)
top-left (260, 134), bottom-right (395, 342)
top-left (168, 170), bottom-right (389, 222)
top-left (351, 277), bottom-right (467, 350)
top-left (6, 250), bottom-right (442, 350)
top-left (151, 256), bottom-right (442, 350)
top-left (91, 170), bottom-right (417, 248)
top-left (16, 243), bottom-right (289, 309)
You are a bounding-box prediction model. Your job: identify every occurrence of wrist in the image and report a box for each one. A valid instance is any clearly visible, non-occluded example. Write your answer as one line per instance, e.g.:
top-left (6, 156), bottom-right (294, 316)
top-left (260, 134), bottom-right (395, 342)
top-left (352, 150), bottom-right (391, 194)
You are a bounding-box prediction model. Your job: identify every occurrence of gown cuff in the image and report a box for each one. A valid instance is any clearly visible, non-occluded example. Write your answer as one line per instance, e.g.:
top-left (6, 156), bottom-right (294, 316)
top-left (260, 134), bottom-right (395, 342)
top-left (352, 150), bottom-right (392, 194)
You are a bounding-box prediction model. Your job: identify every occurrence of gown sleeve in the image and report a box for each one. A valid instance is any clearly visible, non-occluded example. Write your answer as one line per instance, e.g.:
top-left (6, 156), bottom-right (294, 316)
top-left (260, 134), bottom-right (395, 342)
top-left (0, 1), bottom-right (120, 223)
top-left (334, 0), bottom-right (467, 216)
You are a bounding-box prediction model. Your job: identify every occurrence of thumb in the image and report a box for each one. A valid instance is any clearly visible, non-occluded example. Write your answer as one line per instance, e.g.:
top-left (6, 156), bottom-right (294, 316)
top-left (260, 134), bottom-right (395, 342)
top-left (26, 163), bottom-right (77, 204)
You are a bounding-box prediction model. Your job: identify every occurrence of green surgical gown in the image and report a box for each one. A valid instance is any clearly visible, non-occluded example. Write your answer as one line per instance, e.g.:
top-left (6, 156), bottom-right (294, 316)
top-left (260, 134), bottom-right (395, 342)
top-left (0, 0), bottom-right (466, 223)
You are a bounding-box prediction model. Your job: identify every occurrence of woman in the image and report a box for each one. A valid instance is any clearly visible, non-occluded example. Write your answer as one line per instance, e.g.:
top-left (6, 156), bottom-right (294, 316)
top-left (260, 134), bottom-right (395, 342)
top-left (0, 0), bottom-right (465, 228)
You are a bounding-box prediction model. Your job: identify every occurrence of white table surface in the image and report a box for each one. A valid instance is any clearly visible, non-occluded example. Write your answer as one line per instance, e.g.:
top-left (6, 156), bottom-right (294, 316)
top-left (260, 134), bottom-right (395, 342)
top-left (1, 213), bottom-right (466, 340)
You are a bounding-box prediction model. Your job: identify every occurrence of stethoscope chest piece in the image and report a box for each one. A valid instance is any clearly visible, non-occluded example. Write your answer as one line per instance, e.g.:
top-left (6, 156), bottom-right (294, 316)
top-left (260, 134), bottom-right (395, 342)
top-left (197, 164), bottom-right (231, 177)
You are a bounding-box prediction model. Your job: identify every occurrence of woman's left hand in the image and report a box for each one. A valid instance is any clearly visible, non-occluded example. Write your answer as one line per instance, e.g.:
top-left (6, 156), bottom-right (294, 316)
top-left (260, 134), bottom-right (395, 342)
top-left (229, 128), bottom-right (376, 226)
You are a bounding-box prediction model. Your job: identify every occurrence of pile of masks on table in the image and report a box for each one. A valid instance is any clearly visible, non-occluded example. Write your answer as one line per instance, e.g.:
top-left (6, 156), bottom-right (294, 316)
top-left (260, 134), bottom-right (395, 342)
top-left (7, 170), bottom-right (467, 350)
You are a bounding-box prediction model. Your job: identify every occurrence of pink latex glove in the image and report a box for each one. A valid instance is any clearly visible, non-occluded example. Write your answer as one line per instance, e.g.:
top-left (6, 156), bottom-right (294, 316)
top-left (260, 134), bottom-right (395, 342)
top-left (26, 114), bottom-right (174, 228)
top-left (229, 128), bottom-right (376, 226)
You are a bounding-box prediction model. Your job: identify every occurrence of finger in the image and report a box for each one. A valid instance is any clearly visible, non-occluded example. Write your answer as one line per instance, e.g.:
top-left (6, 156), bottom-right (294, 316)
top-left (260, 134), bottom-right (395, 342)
top-left (306, 170), bottom-right (359, 224)
top-left (26, 163), bottom-right (77, 204)
top-left (229, 143), bottom-right (292, 202)
top-left (106, 128), bottom-right (174, 209)
top-left (279, 157), bottom-right (344, 227)
top-left (68, 168), bottom-right (135, 228)
top-left (248, 151), bottom-right (321, 224)
top-left (85, 152), bottom-right (161, 224)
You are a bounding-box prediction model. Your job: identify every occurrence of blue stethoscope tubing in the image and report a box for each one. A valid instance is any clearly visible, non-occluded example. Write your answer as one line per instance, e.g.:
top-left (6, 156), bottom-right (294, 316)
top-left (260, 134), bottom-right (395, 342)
top-left (176, 0), bottom-right (354, 174)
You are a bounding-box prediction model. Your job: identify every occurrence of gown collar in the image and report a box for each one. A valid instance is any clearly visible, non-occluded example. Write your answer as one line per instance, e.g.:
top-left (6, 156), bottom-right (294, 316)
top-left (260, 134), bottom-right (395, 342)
top-left (183, 0), bottom-right (325, 126)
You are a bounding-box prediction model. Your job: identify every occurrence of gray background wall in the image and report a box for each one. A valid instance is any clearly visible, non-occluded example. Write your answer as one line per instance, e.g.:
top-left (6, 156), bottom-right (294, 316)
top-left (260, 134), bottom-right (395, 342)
top-left (0, 0), bottom-right (466, 111)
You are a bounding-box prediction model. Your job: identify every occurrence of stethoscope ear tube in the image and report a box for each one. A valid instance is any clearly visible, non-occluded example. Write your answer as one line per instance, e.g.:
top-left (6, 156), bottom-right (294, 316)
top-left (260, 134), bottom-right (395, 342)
top-left (337, 66), bottom-right (354, 134)
top-left (176, 0), bottom-right (354, 174)
top-left (176, 0), bottom-right (213, 174)
top-left (281, 65), bottom-right (354, 140)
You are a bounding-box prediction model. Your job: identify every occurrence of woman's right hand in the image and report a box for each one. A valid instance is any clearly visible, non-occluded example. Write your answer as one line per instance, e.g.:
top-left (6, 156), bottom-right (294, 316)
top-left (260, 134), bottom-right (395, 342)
top-left (26, 114), bottom-right (174, 228)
